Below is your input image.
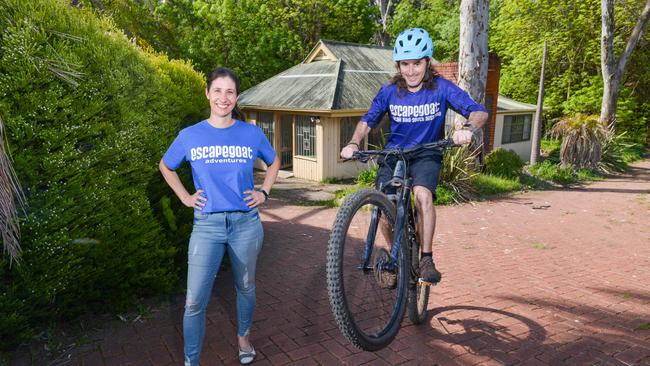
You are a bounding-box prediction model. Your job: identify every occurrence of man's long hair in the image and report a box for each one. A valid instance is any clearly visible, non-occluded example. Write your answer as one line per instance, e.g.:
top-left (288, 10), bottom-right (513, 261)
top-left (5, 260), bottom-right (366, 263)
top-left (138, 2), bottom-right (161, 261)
top-left (390, 58), bottom-right (440, 96)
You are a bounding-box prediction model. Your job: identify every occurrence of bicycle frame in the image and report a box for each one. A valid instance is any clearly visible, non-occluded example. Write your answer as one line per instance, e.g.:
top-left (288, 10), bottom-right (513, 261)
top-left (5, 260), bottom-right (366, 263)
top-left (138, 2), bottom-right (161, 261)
top-left (353, 138), bottom-right (454, 275)
top-left (360, 160), bottom-right (413, 273)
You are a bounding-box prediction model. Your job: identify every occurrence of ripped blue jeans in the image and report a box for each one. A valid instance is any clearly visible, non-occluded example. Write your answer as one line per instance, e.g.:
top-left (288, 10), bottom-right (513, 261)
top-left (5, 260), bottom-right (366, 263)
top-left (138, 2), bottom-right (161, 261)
top-left (183, 209), bottom-right (263, 366)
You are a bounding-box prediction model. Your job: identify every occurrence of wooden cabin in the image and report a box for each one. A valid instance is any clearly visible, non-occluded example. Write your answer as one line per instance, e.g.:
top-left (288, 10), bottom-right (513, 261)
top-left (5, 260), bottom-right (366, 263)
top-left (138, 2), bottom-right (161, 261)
top-left (239, 40), bottom-right (507, 181)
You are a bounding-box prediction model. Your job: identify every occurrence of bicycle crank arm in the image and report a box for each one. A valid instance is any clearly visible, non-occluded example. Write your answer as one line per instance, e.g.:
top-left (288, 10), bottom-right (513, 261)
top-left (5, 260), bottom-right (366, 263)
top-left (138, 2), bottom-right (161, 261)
top-left (417, 278), bottom-right (439, 286)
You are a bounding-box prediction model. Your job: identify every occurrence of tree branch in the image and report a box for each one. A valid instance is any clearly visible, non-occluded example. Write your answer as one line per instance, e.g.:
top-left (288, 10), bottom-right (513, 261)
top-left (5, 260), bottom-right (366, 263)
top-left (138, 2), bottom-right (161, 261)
top-left (616, 0), bottom-right (650, 79)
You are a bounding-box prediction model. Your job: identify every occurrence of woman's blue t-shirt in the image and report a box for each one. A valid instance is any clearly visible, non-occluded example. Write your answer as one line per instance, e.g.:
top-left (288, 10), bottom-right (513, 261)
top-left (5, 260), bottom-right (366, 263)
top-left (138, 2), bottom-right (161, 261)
top-left (162, 120), bottom-right (276, 213)
top-left (361, 78), bottom-right (487, 148)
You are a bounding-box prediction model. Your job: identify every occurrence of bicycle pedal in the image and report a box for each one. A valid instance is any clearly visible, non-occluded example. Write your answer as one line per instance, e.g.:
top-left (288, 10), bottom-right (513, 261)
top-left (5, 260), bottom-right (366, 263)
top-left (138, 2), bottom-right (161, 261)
top-left (417, 278), bottom-right (438, 286)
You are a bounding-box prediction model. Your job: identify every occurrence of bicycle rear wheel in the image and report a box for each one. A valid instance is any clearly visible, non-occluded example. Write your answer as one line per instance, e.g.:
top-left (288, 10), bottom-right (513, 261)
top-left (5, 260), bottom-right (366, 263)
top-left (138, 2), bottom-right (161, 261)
top-left (326, 188), bottom-right (409, 351)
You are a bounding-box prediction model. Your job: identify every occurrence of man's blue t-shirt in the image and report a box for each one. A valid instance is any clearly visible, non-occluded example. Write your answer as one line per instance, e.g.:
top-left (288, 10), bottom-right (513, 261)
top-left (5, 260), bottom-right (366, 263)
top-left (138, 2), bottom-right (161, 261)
top-left (162, 120), bottom-right (276, 213)
top-left (361, 78), bottom-right (487, 148)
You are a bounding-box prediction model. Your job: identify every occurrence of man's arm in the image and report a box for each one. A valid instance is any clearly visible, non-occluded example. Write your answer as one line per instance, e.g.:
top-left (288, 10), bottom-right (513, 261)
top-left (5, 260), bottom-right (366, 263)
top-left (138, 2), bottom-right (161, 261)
top-left (340, 120), bottom-right (371, 159)
top-left (453, 111), bottom-right (488, 145)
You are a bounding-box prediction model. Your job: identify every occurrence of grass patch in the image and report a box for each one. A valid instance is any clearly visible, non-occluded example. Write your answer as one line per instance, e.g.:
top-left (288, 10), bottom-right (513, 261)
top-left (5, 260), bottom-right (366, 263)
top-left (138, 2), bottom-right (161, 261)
top-left (531, 243), bottom-right (547, 250)
top-left (471, 173), bottom-right (521, 196)
top-left (576, 168), bottom-right (604, 181)
top-left (529, 160), bottom-right (576, 185)
top-left (635, 322), bottom-right (650, 331)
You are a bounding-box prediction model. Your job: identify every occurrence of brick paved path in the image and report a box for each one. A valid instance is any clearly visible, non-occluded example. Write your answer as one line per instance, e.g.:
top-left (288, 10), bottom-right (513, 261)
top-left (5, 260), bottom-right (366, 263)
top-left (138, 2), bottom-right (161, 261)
top-left (14, 161), bottom-right (650, 365)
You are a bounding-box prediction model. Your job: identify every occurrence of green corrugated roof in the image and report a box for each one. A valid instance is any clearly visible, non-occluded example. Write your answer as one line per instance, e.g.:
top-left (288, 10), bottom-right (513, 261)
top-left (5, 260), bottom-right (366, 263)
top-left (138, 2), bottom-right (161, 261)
top-left (239, 40), bottom-right (396, 111)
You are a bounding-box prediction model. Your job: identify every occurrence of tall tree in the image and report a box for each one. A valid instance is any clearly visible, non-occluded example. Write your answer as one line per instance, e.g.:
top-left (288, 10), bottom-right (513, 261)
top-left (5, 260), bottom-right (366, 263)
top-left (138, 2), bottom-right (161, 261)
top-left (530, 40), bottom-right (547, 165)
top-left (456, 0), bottom-right (489, 155)
top-left (600, 0), bottom-right (650, 127)
top-left (457, 0), bottom-right (489, 104)
top-left (371, 0), bottom-right (394, 46)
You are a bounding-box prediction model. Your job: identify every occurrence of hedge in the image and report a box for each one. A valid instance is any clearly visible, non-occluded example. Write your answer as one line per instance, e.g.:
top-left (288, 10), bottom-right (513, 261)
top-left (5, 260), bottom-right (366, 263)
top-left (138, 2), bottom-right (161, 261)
top-left (0, 0), bottom-right (206, 349)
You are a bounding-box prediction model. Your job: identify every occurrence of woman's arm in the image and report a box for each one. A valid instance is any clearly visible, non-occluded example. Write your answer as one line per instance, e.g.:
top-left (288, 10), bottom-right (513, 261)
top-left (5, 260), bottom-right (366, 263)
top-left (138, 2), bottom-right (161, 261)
top-left (260, 156), bottom-right (280, 195)
top-left (244, 156), bottom-right (280, 208)
top-left (159, 159), bottom-right (206, 209)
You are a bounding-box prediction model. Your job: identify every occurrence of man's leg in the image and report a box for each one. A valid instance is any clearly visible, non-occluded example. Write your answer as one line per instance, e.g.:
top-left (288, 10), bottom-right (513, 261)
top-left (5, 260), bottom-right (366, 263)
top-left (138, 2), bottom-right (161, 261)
top-left (413, 186), bottom-right (436, 254)
top-left (413, 185), bottom-right (442, 283)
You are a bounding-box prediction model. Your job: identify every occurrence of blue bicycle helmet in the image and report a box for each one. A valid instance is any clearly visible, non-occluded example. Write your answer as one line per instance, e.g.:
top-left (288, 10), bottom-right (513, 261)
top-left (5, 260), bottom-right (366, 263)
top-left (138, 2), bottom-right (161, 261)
top-left (392, 28), bottom-right (434, 61)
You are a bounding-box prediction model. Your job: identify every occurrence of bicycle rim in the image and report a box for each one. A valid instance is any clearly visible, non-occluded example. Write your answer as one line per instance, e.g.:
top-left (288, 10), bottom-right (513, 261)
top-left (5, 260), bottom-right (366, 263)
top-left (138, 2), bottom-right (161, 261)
top-left (326, 189), bottom-right (409, 351)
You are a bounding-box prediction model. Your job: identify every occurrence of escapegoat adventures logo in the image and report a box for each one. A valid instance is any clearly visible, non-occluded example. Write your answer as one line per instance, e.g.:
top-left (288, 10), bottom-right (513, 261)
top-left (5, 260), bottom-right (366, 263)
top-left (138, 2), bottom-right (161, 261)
top-left (190, 145), bottom-right (253, 164)
top-left (390, 102), bottom-right (441, 123)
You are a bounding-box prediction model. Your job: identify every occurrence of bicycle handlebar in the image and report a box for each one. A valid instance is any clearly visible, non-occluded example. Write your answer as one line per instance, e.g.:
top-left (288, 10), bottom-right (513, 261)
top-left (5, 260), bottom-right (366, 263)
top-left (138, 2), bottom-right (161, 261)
top-left (350, 138), bottom-right (458, 163)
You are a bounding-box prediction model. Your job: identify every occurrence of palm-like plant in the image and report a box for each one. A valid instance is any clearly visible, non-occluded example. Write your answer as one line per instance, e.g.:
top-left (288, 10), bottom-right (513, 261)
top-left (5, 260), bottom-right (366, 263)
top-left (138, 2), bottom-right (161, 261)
top-left (439, 144), bottom-right (479, 202)
top-left (0, 116), bottom-right (25, 263)
top-left (550, 114), bottom-right (607, 170)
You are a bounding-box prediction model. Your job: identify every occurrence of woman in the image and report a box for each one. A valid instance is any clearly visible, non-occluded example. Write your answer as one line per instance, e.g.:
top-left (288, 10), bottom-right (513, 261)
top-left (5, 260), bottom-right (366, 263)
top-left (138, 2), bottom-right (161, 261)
top-left (159, 67), bottom-right (280, 365)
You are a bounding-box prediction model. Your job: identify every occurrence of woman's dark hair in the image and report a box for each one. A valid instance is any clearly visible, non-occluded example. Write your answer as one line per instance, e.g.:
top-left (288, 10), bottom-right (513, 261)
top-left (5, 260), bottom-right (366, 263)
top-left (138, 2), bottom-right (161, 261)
top-left (206, 67), bottom-right (245, 120)
top-left (390, 58), bottom-right (440, 96)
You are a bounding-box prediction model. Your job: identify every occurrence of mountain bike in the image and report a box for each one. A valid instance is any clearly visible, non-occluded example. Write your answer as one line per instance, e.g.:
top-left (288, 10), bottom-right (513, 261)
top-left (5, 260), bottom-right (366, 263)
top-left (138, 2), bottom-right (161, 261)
top-left (326, 139), bottom-right (455, 351)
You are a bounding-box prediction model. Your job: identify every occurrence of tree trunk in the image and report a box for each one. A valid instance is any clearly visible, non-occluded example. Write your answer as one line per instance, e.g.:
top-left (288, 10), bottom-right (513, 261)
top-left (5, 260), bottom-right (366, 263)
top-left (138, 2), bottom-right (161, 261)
top-left (600, 0), bottom-right (650, 128)
top-left (372, 0), bottom-right (393, 46)
top-left (455, 0), bottom-right (489, 156)
top-left (530, 40), bottom-right (547, 165)
top-left (457, 0), bottom-right (489, 104)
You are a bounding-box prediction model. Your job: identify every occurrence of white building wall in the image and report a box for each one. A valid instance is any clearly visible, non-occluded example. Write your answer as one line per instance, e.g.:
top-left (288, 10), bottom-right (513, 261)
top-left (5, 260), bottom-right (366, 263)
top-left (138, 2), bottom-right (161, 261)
top-left (493, 113), bottom-right (533, 163)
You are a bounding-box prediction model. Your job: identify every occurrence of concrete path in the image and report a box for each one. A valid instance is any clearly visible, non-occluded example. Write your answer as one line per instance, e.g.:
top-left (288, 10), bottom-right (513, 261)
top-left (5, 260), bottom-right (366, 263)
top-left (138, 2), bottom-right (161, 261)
top-left (13, 161), bottom-right (650, 365)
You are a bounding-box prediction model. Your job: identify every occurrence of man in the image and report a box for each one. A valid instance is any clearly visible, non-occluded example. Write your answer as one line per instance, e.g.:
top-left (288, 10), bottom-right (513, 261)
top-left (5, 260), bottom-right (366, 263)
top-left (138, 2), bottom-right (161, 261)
top-left (340, 28), bottom-right (488, 284)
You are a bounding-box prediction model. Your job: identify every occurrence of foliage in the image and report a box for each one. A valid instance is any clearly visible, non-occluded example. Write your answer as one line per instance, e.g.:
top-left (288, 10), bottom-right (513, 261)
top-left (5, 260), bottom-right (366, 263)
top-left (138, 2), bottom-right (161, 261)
top-left (0, 115), bottom-right (26, 262)
top-left (540, 138), bottom-right (561, 163)
top-left (600, 131), bottom-right (647, 173)
top-left (439, 145), bottom-right (478, 203)
top-left (471, 173), bottom-right (522, 196)
top-left (434, 185), bottom-right (455, 205)
top-left (94, 0), bottom-right (379, 89)
top-left (389, 0), bottom-right (460, 62)
top-left (528, 160), bottom-right (577, 185)
top-left (550, 114), bottom-right (607, 170)
top-left (356, 166), bottom-right (378, 187)
top-left (0, 0), bottom-right (206, 350)
top-left (490, 0), bottom-right (650, 140)
top-left (484, 148), bottom-right (524, 179)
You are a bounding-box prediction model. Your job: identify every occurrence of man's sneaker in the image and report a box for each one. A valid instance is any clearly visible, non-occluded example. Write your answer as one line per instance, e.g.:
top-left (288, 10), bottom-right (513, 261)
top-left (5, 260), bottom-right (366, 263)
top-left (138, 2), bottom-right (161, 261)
top-left (419, 257), bottom-right (442, 284)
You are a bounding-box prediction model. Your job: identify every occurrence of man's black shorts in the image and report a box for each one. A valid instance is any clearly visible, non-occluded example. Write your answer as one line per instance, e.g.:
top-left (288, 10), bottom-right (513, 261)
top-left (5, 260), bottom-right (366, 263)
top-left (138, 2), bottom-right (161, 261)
top-left (375, 149), bottom-right (443, 199)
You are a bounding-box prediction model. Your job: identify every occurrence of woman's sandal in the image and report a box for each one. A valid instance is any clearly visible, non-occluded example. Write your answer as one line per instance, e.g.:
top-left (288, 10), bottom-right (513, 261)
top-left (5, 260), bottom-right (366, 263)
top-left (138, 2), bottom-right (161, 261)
top-left (238, 345), bottom-right (256, 365)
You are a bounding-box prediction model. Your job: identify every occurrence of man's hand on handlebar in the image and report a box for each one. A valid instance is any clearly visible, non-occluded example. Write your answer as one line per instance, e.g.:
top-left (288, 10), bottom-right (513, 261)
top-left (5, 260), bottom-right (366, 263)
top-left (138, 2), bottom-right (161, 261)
top-left (340, 142), bottom-right (359, 159)
top-left (452, 129), bottom-right (473, 145)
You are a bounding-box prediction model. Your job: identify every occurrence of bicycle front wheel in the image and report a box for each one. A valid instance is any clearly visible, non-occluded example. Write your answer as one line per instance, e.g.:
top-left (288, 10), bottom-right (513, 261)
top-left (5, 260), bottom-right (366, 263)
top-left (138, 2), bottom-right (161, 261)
top-left (326, 188), bottom-right (409, 351)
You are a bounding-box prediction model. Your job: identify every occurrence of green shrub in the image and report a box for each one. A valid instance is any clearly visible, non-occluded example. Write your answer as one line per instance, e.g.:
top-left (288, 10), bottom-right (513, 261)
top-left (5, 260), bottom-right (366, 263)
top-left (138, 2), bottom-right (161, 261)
top-left (356, 166), bottom-right (378, 187)
top-left (0, 0), bottom-right (205, 350)
top-left (439, 145), bottom-right (478, 202)
top-left (484, 148), bottom-right (524, 178)
top-left (434, 185), bottom-right (456, 205)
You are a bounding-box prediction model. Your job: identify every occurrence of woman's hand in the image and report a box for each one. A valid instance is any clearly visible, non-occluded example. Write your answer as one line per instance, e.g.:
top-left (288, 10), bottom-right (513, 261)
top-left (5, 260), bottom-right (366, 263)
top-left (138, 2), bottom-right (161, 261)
top-left (244, 189), bottom-right (266, 208)
top-left (182, 189), bottom-right (207, 209)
